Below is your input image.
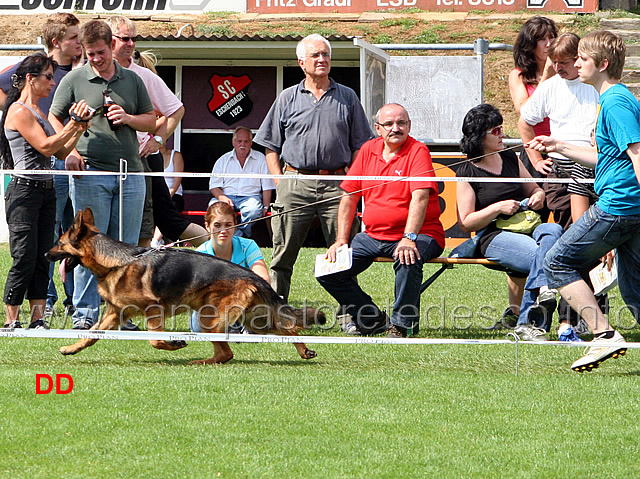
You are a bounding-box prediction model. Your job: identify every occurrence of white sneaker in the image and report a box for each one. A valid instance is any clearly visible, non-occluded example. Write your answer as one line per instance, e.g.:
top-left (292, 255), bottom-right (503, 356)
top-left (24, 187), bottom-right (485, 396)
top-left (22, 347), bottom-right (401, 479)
top-left (514, 324), bottom-right (549, 341)
top-left (571, 330), bottom-right (627, 373)
top-left (150, 238), bottom-right (164, 248)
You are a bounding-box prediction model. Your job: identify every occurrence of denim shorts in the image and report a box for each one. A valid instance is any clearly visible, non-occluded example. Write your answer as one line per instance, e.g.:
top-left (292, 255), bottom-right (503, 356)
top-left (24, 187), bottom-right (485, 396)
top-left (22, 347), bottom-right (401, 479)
top-left (544, 203), bottom-right (640, 319)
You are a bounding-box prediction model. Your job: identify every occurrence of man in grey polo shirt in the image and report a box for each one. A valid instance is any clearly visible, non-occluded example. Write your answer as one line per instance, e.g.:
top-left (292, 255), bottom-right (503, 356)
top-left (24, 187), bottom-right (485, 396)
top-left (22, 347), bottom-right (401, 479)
top-left (49, 20), bottom-right (156, 329)
top-left (254, 33), bottom-right (374, 301)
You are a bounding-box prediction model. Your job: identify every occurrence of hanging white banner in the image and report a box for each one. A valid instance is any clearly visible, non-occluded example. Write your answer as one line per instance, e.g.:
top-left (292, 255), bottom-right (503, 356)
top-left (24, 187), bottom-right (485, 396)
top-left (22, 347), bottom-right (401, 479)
top-left (0, 0), bottom-right (245, 14)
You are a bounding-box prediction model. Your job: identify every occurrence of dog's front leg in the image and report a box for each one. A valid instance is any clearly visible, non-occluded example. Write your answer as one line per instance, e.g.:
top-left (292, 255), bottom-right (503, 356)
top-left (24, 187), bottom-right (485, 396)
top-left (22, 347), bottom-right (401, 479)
top-left (59, 308), bottom-right (120, 355)
top-left (145, 308), bottom-right (188, 351)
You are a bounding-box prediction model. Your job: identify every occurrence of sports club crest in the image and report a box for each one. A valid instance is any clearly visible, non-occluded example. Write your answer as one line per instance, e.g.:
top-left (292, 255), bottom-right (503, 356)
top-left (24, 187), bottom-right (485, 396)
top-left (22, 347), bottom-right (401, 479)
top-left (207, 74), bottom-right (254, 125)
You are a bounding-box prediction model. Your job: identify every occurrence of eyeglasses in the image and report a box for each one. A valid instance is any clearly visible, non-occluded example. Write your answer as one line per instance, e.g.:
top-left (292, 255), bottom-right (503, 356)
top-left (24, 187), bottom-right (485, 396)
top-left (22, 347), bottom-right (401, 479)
top-left (32, 73), bottom-right (54, 81)
top-left (307, 52), bottom-right (330, 59)
top-left (114, 34), bottom-right (136, 43)
top-left (376, 120), bottom-right (410, 130)
top-left (486, 125), bottom-right (503, 136)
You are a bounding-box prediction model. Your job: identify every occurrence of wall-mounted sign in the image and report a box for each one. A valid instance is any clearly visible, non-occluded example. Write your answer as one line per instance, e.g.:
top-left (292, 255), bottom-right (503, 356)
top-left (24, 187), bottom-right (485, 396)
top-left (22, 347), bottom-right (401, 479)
top-left (0, 0), bottom-right (244, 14)
top-left (0, 0), bottom-right (594, 13)
top-left (248, 0), bottom-right (595, 13)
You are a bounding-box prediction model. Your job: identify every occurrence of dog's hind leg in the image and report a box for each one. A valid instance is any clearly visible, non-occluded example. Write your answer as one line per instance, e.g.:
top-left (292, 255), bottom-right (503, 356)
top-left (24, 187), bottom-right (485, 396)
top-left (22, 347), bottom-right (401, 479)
top-left (269, 326), bottom-right (317, 360)
top-left (291, 336), bottom-right (317, 360)
top-left (59, 307), bottom-right (120, 355)
top-left (189, 310), bottom-right (234, 365)
top-left (189, 341), bottom-right (234, 365)
top-left (272, 325), bottom-right (317, 360)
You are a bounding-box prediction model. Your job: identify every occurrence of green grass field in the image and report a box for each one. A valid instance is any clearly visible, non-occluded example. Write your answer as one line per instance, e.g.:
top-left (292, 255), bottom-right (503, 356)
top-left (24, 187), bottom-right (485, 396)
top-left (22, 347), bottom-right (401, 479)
top-left (1, 246), bottom-right (639, 478)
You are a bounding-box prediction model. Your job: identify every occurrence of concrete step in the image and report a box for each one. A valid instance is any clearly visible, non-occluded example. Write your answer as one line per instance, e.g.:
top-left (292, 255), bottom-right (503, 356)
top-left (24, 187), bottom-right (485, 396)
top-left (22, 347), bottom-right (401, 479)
top-left (625, 84), bottom-right (640, 101)
top-left (625, 57), bottom-right (640, 69)
top-left (601, 18), bottom-right (640, 30)
top-left (611, 29), bottom-right (640, 42)
top-left (622, 70), bottom-right (640, 82)
top-left (627, 44), bottom-right (640, 56)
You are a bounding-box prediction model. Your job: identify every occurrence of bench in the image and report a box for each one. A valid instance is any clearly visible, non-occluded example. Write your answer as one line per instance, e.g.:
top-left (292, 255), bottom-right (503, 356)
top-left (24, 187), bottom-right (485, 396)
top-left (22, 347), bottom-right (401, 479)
top-left (374, 256), bottom-right (501, 294)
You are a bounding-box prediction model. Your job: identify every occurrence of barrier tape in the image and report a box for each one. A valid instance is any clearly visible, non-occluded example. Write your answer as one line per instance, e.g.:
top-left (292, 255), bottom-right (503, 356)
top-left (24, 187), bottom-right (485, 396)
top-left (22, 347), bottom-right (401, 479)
top-left (0, 327), bottom-right (638, 349)
top-left (2, 168), bottom-right (595, 184)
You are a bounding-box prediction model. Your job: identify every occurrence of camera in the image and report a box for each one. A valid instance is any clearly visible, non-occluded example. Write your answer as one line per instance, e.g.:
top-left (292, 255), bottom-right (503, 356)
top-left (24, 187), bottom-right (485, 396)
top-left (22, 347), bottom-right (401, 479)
top-left (70, 103), bottom-right (104, 122)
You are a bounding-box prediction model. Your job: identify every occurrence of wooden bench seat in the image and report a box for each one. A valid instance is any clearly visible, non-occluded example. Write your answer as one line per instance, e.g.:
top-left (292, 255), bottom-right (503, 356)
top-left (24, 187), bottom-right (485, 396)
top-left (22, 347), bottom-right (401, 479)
top-left (374, 256), bottom-right (501, 294)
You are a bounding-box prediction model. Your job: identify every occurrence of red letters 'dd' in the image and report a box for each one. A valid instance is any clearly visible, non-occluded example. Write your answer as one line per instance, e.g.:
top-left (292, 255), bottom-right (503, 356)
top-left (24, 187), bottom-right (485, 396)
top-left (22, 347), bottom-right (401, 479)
top-left (36, 374), bottom-right (74, 394)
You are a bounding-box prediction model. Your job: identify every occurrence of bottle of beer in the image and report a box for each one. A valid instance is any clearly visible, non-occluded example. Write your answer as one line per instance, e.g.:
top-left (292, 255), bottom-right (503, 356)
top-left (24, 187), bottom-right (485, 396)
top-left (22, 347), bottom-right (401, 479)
top-left (103, 90), bottom-right (122, 131)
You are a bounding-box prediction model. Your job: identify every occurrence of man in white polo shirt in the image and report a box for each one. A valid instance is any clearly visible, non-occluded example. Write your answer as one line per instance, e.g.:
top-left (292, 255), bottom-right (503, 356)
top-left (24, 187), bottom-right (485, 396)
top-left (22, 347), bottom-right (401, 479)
top-left (209, 126), bottom-right (275, 238)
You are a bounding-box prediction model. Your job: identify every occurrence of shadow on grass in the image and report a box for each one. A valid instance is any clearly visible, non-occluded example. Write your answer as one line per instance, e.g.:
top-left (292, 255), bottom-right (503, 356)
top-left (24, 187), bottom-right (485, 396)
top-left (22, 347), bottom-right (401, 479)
top-left (130, 357), bottom-right (322, 367)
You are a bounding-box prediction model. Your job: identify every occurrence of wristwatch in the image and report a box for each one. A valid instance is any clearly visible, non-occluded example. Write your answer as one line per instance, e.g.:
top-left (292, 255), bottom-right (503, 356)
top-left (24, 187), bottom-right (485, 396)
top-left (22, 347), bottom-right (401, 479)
top-left (402, 232), bottom-right (418, 242)
top-left (153, 135), bottom-right (164, 146)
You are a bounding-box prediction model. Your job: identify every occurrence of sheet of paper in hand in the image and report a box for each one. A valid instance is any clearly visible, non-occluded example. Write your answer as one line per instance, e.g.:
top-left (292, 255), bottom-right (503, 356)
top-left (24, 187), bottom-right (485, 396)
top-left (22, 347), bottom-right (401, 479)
top-left (314, 244), bottom-right (352, 278)
top-left (589, 255), bottom-right (618, 296)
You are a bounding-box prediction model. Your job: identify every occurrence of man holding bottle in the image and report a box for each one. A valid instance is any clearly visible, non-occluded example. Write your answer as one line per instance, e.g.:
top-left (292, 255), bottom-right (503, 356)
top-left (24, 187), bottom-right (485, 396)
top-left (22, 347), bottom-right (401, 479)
top-left (49, 20), bottom-right (156, 329)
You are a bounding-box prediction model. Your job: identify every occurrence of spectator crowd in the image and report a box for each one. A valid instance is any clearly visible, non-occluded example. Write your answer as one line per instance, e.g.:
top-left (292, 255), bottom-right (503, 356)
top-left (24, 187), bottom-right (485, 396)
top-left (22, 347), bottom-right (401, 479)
top-left (0, 15), bottom-right (637, 372)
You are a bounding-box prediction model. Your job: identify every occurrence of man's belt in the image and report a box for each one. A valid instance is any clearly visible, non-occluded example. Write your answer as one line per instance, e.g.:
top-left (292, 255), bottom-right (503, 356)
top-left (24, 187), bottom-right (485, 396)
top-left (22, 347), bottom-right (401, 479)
top-left (284, 165), bottom-right (346, 175)
top-left (12, 177), bottom-right (54, 189)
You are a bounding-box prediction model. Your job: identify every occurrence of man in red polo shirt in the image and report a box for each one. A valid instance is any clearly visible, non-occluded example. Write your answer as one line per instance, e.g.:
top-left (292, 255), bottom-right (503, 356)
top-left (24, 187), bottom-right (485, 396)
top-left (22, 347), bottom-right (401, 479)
top-left (317, 103), bottom-right (444, 337)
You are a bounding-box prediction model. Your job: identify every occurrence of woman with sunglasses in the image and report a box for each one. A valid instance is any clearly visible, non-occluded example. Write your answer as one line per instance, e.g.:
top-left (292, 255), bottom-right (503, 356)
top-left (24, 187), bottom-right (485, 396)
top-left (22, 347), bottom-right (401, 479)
top-left (456, 104), bottom-right (563, 341)
top-left (0, 52), bottom-right (90, 329)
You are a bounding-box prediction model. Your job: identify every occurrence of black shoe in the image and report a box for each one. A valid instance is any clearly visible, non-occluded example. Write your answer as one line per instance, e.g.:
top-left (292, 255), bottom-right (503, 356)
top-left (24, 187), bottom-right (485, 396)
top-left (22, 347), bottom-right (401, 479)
top-left (227, 321), bottom-right (245, 334)
top-left (359, 312), bottom-right (390, 336)
top-left (120, 320), bottom-right (140, 331)
top-left (28, 319), bottom-right (50, 329)
top-left (488, 307), bottom-right (519, 330)
top-left (3, 320), bottom-right (22, 328)
top-left (387, 324), bottom-right (407, 338)
top-left (72, 323), bottom-right (91, 330)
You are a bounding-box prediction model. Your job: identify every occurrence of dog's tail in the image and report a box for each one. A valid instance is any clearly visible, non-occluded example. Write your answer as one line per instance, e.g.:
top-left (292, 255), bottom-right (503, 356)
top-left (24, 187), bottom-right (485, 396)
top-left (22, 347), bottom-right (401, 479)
top-left (278, 304), bottom-right (327, 330)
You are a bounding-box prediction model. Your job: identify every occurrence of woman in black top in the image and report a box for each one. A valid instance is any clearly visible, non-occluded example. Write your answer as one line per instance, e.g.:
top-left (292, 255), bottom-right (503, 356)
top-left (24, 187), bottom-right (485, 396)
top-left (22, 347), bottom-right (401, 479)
top-left (0, 52), bottom-right (89, 329)
top-left (456, 104), bottom-right (563, 340)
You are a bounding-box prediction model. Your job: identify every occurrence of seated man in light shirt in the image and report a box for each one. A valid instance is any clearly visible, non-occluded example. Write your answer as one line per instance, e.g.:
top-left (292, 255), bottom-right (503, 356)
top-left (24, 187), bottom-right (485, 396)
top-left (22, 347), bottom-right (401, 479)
top-left (209, 126), bottom-right (275, 238)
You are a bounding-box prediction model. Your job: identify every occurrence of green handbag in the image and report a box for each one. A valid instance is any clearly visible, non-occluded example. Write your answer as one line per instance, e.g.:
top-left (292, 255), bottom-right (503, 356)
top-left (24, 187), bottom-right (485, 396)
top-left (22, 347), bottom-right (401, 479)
top-left (495, 209), bottom-right (542, 235)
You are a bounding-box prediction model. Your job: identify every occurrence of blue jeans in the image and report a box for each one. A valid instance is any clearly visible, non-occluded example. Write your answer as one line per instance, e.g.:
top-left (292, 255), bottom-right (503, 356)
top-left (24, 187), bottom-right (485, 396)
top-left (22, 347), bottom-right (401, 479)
top-left (209, 194), bottom-right (264, 237)
top-left (317, 232), bottom-right (443, 335)
top-left (544, 204), bottom-right (640, 324)
top-left (69, 168), bottom-right (145, 327)
top-left (484, 223), bottom-right (564, 327)
top-left (47, 158), bottom-right (74, 310)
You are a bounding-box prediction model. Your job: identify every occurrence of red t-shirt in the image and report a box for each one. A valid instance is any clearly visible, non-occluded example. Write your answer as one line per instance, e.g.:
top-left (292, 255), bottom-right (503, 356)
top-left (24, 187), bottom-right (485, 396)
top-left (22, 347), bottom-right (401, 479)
top-left (525, 82), bottom-right (551, 137)
top-left (341, 136), bottom-right (445, 247)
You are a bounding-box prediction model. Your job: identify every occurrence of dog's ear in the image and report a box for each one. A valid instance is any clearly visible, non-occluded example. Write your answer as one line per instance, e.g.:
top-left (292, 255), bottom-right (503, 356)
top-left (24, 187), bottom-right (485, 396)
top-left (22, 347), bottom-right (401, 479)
top-left (69, 208), bottom-right (95, 239)
top-left (72, 210), bottom-right (83, 226)
top-left (82, 207), bottom-right (95, 226)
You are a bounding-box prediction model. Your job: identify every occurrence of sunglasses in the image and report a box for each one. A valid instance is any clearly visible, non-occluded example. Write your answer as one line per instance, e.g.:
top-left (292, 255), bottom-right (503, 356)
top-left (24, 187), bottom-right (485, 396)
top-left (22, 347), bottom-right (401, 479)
top-left (114, 34), bottom-right (136, 43)
top-left (32, 73), bottom-right (54, 81)
top-left (486, 125), bottom-right (503, 136)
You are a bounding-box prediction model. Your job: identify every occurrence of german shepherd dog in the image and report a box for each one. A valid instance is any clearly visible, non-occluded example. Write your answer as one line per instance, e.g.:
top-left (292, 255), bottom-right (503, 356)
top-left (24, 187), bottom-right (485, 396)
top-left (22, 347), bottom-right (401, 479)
top-left (46, 208), bottom-right (325, 364)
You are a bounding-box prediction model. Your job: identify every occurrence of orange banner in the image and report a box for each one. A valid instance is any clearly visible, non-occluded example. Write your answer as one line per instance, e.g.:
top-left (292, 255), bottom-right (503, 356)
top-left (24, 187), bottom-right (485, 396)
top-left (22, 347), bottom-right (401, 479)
top-left (248, 0), bottom-right (596, 14)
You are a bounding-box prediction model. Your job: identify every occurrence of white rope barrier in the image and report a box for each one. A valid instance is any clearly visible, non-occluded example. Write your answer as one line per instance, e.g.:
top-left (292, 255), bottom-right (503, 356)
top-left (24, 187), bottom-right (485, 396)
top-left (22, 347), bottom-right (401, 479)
top-left (1, 168), bottom-right (595, 184)
top-left (0, 163), bottom-right (610, 364)
top-left (0, 328), bottom-right (638, 349)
